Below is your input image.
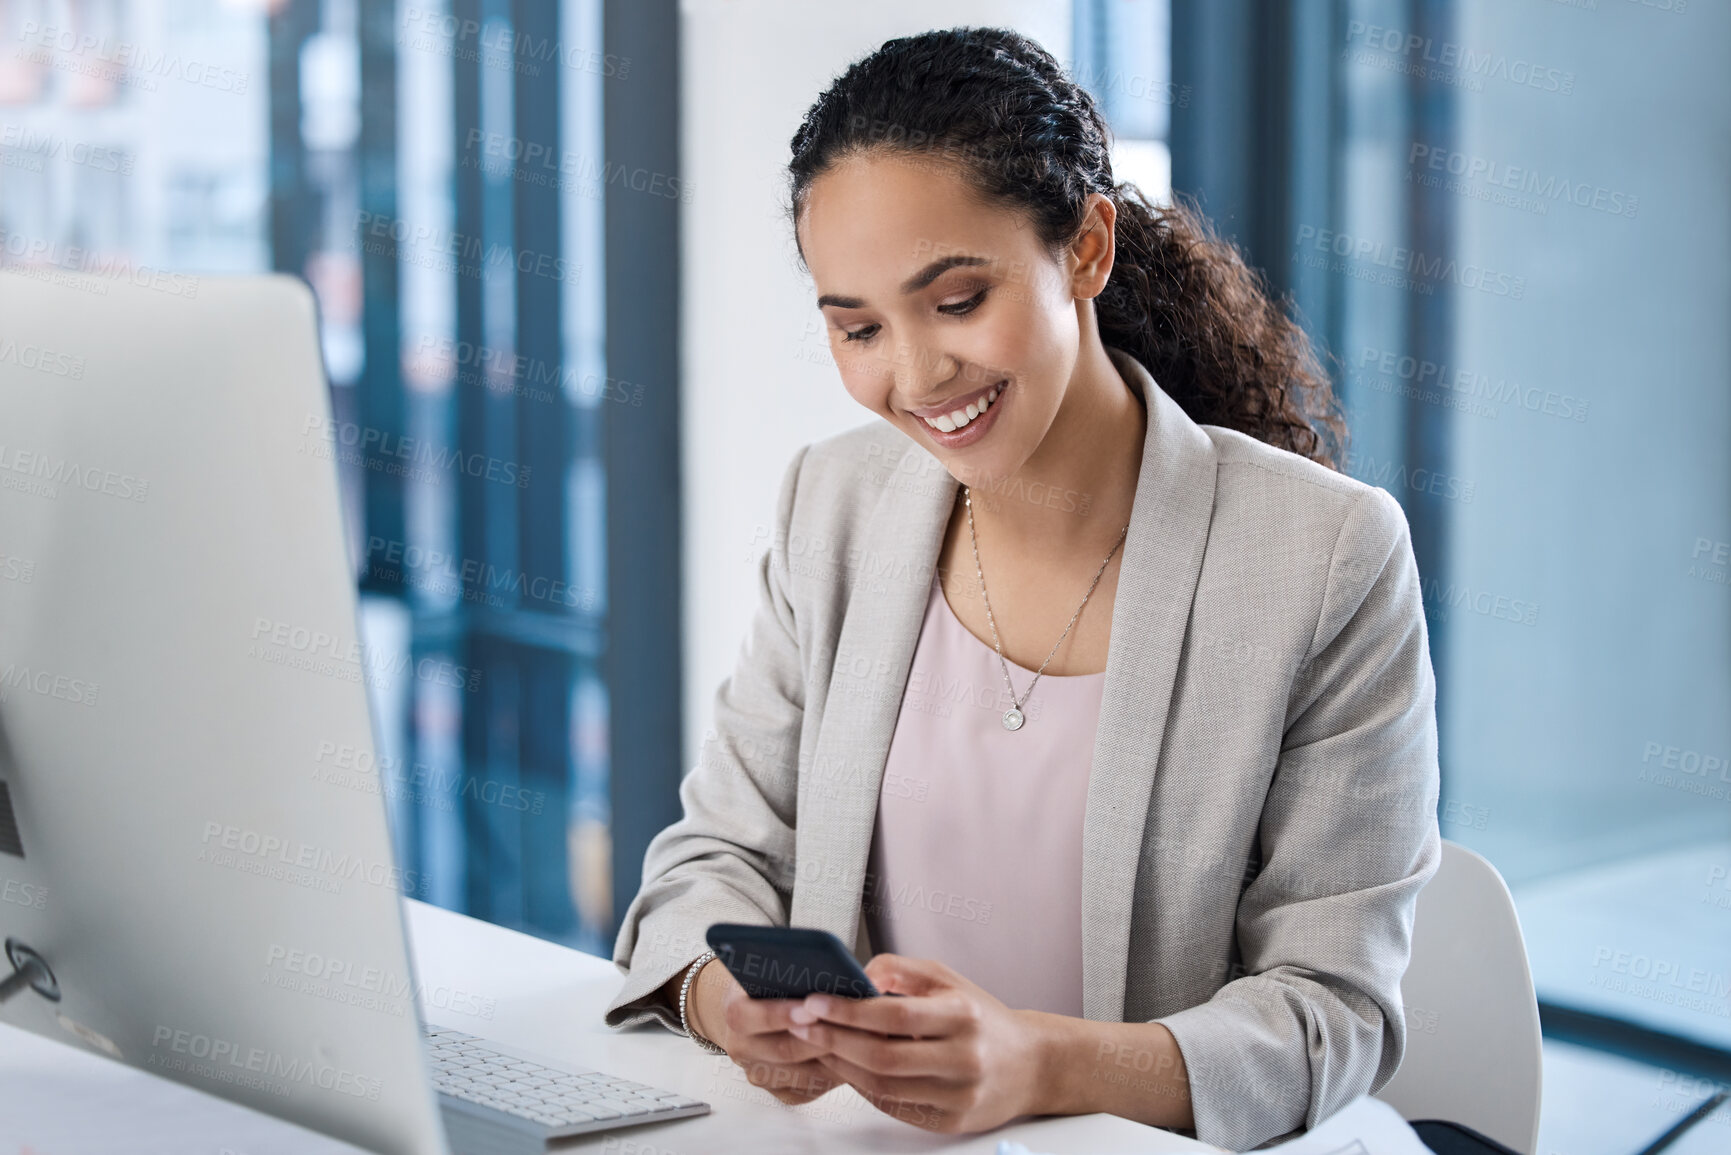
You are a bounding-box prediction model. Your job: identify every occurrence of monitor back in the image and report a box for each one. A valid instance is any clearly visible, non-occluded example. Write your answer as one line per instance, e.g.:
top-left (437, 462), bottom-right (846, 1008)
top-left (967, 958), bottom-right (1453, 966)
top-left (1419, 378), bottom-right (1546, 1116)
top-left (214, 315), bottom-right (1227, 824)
top-left (0, 270), bottom-right (450, 1155)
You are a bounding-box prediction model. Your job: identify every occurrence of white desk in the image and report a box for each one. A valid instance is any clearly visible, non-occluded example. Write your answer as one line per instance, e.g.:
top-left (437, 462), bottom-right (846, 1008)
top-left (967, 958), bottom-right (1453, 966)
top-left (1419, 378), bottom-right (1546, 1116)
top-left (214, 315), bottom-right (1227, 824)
top-left (0, 899), bottom-right (1218, 1155)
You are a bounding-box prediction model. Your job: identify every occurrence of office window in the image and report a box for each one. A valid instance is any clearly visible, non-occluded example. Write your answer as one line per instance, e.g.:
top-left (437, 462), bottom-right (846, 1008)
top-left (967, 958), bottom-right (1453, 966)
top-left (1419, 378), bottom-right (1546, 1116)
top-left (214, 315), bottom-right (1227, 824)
top-left (1330, 0), bottom-right (1731, 1070)
top-left (1427, 0), bottom-right (1730, 1071)
top-left (269, 0), bottom-right (624, 955)
top-left (1073, 0), bottom-right (1175, 205)
top-left (1171, 0), bottom-right (1730, 1141)
top-left (0, 0), bottom-right (677, 959)
top-left (0, 2), bottom-right (267, 278)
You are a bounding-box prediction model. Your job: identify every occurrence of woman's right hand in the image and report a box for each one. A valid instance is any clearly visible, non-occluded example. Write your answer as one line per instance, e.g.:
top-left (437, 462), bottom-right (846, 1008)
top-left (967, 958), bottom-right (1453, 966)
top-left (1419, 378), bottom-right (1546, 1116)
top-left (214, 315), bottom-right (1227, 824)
top-left (686, 957), bottom-right (839, 1105)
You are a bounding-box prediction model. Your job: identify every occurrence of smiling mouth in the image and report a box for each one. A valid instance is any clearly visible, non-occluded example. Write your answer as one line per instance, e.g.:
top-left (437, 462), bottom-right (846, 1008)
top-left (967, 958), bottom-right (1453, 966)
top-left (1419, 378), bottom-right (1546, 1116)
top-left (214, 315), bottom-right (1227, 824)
top-left (911, 380), bottom-right (1006, 433)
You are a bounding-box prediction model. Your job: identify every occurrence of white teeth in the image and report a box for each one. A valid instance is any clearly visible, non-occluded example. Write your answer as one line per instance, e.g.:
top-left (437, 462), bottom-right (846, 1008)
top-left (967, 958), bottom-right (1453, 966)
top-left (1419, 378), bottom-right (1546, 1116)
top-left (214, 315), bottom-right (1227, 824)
top-left (921, 382), bottom-right (1004, 433)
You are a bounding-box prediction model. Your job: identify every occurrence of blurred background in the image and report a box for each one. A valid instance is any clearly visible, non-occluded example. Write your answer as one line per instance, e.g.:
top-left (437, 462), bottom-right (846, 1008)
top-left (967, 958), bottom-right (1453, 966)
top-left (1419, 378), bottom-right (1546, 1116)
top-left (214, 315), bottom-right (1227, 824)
top-left (0, 0), bottom-right (1724, 1148)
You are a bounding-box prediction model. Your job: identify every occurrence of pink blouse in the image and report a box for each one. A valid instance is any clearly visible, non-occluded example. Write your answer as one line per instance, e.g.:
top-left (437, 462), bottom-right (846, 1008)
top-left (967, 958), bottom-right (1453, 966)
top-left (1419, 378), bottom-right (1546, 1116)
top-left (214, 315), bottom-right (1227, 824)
top-left (862, 570), bottom-right (1106, 1017)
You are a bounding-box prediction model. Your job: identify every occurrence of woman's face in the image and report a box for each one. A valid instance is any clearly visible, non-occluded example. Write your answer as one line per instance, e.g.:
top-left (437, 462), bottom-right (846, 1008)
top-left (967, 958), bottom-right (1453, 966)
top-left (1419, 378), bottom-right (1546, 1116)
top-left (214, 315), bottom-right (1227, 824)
top-left (798, 152), bottom-right (1112, 485)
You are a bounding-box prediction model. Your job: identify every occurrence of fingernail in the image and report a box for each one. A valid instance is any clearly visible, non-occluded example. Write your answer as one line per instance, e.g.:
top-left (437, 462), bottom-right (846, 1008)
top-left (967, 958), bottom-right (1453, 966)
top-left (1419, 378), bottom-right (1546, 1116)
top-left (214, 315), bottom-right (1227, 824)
top-left (790, 1005), bottom-right (817, 1025)
top-left (805, 995), bottom-right (832, 1017)
top-left (788, 1024), bottom-right (809, 1040)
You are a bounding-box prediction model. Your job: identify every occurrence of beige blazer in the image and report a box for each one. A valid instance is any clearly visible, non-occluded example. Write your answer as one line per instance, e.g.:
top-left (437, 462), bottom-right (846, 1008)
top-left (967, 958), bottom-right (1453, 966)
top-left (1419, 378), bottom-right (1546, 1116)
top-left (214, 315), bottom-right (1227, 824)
top-left (605, 346), bottom-right (1441, 1150)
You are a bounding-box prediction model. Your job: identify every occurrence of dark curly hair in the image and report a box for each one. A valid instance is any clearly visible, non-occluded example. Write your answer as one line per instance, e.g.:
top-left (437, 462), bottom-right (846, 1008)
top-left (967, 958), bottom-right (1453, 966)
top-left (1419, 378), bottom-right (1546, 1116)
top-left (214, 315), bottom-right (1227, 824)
top-left (786, 25), bottom-right (1346, 469)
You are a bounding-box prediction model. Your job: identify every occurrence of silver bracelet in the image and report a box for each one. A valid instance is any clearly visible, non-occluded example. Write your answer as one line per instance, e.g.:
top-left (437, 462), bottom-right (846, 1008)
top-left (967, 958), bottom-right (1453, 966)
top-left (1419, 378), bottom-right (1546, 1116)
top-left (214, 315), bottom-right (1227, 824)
top-left (678, 950), bottom-right (726, 1055)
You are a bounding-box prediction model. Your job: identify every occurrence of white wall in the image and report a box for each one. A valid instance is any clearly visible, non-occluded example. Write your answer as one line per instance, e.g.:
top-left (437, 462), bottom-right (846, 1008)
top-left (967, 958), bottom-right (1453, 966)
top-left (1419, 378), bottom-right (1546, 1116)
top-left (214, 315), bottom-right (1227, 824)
top-left (679, 0), bottom-right (1073, 775)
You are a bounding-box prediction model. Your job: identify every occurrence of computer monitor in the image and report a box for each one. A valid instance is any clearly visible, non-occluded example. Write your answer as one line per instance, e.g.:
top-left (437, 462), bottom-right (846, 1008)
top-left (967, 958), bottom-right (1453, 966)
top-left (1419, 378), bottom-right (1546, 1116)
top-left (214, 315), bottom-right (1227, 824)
top-left (0, 270), bottom-right (450, 1154)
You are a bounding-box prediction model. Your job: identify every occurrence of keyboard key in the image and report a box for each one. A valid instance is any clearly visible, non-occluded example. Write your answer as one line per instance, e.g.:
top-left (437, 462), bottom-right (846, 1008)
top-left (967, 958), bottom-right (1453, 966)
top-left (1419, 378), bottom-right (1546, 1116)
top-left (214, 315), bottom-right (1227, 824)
top-left (423, 1025), bottom-right (705, 1129)
top-left (577, 1104), bottom-right (622, 1120)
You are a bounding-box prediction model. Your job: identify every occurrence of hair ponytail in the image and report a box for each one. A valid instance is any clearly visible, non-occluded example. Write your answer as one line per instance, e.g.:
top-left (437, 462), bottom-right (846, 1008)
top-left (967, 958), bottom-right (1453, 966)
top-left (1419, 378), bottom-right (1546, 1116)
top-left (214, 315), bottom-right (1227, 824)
top-left (788, 25), bottom-right (1347, 469)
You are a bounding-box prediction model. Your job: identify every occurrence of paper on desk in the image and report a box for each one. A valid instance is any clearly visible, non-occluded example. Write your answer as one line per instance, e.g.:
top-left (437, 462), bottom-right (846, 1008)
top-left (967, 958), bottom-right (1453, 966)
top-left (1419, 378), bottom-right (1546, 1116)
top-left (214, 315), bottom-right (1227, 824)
top-left (1232, 1097), bottom-right (1432, 1155)
top-left (994, 1095), bottom-right (1431, 1155)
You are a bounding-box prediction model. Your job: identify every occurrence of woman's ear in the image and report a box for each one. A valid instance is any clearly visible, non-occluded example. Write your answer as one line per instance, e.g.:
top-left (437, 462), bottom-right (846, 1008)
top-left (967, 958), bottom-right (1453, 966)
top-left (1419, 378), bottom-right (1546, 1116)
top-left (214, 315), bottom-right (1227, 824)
top-left (1070, 192), bottom-right (1117, 300)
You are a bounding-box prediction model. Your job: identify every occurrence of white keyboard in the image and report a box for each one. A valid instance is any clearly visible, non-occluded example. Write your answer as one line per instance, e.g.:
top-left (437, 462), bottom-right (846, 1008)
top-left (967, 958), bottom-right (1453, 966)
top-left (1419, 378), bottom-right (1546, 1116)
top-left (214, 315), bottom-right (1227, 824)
top-left (423, 1025), bottom-right (709, 1141)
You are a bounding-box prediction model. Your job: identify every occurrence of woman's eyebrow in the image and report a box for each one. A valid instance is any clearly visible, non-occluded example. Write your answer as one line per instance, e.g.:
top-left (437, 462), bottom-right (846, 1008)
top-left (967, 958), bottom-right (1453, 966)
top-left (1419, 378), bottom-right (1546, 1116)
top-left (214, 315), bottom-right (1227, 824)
top-left (815, 254), bottom-right (991, 309)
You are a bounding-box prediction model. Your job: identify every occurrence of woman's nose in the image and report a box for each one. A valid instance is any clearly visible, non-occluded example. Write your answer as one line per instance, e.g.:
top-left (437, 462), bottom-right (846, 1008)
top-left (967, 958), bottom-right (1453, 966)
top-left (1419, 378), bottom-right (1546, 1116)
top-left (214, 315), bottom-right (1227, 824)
top-left (887, 340), bottom-right (950, 398)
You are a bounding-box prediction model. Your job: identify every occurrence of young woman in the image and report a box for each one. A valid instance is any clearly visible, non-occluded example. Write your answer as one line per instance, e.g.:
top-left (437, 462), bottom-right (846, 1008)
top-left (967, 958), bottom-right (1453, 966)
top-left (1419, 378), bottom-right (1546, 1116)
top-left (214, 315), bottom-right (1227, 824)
top-left (603, 26), bottom-right (1440, 1152)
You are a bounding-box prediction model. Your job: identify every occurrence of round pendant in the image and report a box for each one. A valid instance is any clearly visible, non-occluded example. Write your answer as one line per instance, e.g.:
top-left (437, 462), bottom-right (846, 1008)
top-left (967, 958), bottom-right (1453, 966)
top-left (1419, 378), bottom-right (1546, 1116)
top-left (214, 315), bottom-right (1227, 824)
top-left (1002, 707), bottom-right (1025, 731)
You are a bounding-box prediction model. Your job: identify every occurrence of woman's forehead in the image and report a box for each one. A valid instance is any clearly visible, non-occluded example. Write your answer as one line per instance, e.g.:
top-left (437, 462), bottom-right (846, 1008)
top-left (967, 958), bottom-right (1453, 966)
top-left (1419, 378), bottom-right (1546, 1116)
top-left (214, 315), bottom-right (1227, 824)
top-left (800, 154), bottom-right (1040, 290)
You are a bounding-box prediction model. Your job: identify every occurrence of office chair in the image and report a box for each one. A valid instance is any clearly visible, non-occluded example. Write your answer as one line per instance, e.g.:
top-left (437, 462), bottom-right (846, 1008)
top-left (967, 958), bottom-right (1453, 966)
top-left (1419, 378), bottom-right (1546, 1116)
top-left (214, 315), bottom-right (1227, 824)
top-left (1376, 840), bottom-right (1544, 1154)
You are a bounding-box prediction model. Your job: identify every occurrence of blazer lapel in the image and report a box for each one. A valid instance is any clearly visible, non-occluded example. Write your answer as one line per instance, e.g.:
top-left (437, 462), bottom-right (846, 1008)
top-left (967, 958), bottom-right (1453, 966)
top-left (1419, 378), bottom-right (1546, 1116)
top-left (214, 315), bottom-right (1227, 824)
top-left (790, 450), bottom-right (957, 945)
top-left (1082, 348), bottom-right (1219, 1022)
top-left (791, 346), bottom-right (1220, 1024)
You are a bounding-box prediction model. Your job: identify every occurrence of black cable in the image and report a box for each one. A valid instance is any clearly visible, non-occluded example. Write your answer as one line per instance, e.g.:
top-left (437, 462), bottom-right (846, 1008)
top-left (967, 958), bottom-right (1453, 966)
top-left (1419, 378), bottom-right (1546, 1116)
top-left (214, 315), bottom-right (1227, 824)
top-left (1633, 1089), bottom-right (1728, 1155)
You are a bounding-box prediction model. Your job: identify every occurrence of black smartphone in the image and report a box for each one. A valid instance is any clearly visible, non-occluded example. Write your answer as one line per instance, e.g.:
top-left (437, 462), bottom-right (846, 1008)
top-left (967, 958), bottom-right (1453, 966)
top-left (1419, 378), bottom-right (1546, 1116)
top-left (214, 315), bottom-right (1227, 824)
top-left (706, 923), bottom-right (881, 1000)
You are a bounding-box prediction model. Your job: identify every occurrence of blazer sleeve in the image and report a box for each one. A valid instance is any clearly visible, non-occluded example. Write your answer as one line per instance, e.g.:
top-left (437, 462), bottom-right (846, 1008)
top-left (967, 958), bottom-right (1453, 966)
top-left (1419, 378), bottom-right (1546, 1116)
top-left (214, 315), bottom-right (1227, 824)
top-left (602, 445), bottom-right (811, 1031)
top-left (1156, 484), bottom-right (1443, 1150)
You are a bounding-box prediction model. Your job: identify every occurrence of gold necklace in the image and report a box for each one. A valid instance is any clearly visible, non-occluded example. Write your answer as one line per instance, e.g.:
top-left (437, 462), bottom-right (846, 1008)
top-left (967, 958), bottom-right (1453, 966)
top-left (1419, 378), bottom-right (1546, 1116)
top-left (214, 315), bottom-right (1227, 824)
top-left (963, 487), bottom-right (1128, 731)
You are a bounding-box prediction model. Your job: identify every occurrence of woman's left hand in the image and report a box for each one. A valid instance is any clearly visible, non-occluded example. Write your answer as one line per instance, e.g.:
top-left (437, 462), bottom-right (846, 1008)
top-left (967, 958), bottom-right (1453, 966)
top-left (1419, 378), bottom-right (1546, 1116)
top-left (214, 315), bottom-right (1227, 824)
top-left (785, 953), bottom-right (1049, 1133)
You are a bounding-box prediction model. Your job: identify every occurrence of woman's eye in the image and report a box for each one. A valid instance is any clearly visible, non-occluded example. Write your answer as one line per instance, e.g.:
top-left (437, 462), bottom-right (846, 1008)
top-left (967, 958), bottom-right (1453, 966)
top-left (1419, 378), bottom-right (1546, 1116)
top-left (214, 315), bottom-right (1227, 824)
top-left (939, 288), bottom-right (988, 316)
top-left (835, 290), bottom-right (982, 343)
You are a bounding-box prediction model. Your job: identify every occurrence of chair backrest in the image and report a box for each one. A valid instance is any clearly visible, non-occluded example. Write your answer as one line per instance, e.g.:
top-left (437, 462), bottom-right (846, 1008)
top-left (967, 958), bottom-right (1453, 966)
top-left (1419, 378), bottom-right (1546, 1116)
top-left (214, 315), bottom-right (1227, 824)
top-left (1375, 840), bottom-right (1543, 1154)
